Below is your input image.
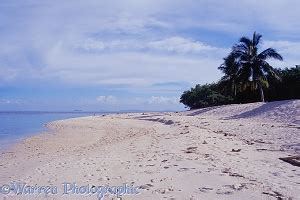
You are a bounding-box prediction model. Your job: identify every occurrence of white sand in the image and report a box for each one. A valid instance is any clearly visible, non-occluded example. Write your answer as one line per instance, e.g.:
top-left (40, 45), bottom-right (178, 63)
top-left (0, 100), bottom-right (299, 199)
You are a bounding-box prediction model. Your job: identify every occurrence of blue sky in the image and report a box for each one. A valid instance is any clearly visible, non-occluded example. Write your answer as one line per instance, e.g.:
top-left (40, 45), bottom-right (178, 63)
top-left (0, 0), bottom-right (299, 111)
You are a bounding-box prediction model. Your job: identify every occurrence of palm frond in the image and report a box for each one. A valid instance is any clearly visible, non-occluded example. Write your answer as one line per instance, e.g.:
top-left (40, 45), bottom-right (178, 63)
top-left (260, 61), bottom-right (282, 81)
top-left (237, 64), bottom-right (251, 83)
top-left (239, 37), bottom-right (252, 47)
top-left (218, 63), bottom-right (226, 72)
top-left (258, 48), bottom-right (283, 61)
top-left (259, 77), bottom-right (270, 88)
top-left (253, 31), bottom-right (262, 46)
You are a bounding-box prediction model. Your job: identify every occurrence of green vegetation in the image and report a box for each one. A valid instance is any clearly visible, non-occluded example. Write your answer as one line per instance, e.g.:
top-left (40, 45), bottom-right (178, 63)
top-left (180, 84), bottom-right (233, 109)
top-left (180, 32), bottom-right (300, 109)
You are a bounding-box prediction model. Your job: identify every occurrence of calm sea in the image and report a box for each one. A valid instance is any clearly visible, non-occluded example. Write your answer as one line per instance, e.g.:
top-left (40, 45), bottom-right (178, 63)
top-left (0, 111), bottom-right (101, 150)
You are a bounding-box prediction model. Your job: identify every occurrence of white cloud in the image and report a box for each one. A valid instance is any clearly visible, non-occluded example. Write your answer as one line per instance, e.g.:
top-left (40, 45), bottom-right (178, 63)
top-left (262, 40), bottom-right (300, 58)
top-left (76, 36), bottom-right (225, 55)
top-left (0, 66), bottom-right (18, 82)
top-left (80, 39), bottom-right (106, 51)
top-left (99, 15), bottom-right (171, 33)
top-left (124, 96), bottom-right (180, 105)
top-left (167, 0), bottom-right (300, 35)
top-left (96, 95), bottom-right (118, 104)
top-left (0, 98), bottom-right (21, 105)
top-left (148, 96), bottom-right (179, 105)
top-left (0, 0), bottom-right (299, 93)
top-left (261, 40), bottom-right (300, 68)
top-left (1, 0), bottom-right (300, 111)
top-left (0, 99), bottom-right (11, 104)
top-left (90, 96), bottom-right (182, 111)
top-left (42, 47), bottom-right (223, 87)
top-left (147, 37), bottom-right (220, 53)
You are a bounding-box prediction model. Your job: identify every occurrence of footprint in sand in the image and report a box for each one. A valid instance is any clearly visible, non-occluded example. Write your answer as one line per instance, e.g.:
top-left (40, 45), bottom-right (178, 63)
top-left (199, 187), bottom-right (213, 193)
top-left (178, 167), bottom-right (193, 172)
top-left (155, 186), bottom-right (174, 194)
top-left (140, 183), bottom-right (154, 190)
top-left (184, 147), bottom-right (198, 154)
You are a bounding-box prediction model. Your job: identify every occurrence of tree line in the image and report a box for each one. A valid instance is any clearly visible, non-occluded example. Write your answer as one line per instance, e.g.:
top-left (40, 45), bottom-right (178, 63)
top-left (180, 32), bottom-right (300, 109)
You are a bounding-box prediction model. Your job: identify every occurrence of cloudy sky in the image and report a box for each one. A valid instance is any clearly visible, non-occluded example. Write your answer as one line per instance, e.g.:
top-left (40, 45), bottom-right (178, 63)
top-left (0, 0), bottom-right (299, 111)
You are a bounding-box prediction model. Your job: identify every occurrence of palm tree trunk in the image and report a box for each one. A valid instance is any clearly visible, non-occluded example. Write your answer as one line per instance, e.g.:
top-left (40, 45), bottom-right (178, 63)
top-left (232, 80), bottom-right (237, 97)
top-left (234, 84), bottom-right (237, 97)
top-left (259, 84), bottom-right (265, 102)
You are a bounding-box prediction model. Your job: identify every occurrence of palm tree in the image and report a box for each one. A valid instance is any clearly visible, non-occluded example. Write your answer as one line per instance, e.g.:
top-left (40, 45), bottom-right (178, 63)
top-left (218, 53), bottom-right (240, 97)
top-left (232, 32), bottom-right (283, 102)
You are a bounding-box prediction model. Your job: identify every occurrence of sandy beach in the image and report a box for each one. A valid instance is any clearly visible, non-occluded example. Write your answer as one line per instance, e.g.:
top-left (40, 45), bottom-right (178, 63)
top-left (0, 100), bottom-right (299, 200)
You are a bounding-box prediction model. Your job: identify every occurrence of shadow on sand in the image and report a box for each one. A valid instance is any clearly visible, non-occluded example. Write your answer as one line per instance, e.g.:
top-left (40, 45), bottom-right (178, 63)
top-left (224, 100), bottom-right (293, 120)
top-left (186, 100), bottom-right (296, 122)
top-left (187, 105), bottom-right (224, 116)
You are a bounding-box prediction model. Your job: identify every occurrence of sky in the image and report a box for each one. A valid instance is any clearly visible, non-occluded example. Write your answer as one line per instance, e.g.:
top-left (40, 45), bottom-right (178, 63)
top-left (0, 0), bottom-right (299, 111)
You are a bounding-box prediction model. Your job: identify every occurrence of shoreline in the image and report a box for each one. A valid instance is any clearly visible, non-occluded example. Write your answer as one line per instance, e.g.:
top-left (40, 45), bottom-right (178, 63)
top-left (0, 100), bottom-right (299, 199)
top-left (0, 112), bottom-right (101, 153)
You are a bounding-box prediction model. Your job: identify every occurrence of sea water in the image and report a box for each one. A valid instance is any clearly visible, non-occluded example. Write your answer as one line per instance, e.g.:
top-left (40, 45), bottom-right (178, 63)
top-left (0, 111), bottom-right (100, 150)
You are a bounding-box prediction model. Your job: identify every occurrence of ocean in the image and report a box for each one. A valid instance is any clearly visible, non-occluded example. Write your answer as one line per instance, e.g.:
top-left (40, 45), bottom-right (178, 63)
top-left (0, 111), bottom-right (100, 150)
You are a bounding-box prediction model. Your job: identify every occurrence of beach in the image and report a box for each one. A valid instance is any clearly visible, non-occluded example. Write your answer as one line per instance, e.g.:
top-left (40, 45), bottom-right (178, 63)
top-left (0, 100), bottom-right (299, 199)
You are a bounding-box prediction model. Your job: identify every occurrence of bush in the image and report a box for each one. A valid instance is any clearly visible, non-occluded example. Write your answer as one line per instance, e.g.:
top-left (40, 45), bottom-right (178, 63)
top-left (180, 84), bottom-right (233, 109)
top-left (180, 66), bottom-right (300, 109)
top-left (266, 66), bottom-right (300, 101)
